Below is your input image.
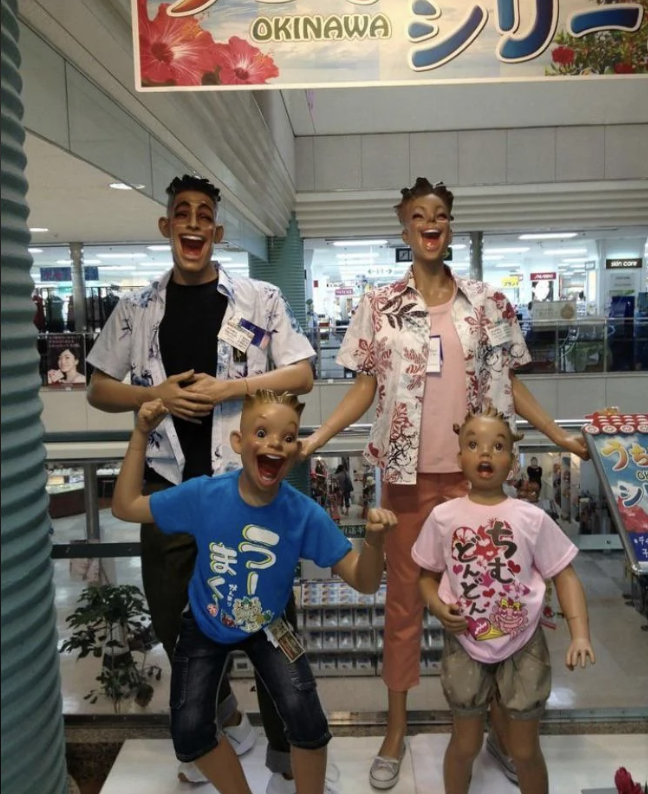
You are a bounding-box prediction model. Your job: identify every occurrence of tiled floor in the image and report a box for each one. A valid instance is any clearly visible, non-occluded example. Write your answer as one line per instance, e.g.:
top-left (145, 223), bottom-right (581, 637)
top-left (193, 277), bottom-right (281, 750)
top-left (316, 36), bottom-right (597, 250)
top-left (53, 509), bottom-right (648, 717)
top-left (99, 735), bottom-right (648, 794)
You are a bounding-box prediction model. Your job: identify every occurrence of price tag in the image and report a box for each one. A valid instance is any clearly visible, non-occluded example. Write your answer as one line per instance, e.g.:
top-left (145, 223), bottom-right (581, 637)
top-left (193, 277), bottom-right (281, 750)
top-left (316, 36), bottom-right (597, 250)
top-left (426, 336), bottom-right (442, 374)
top-left (218, 320), bottom-right (254, 353)
top-left (265, 617), bottom-right (305, 662)
top-left (487, 322), bottom-right (512, 347)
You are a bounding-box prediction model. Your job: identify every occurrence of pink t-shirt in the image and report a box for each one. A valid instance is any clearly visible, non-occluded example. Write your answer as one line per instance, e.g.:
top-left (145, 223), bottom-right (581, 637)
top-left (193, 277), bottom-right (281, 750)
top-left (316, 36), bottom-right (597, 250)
top-left (417, 300), bottom-right (467, 473)
top-left (412, 496), bottom-right (578, 664)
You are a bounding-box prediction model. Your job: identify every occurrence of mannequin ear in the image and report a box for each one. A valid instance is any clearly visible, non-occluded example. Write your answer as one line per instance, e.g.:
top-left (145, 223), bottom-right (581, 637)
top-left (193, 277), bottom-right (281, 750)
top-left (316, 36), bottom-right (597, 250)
top-left (230, 430), bottom-right (242, 455)
top-left (213, 224), bottom-right (224, 244)
top-left (158, 216), bottom-right (171, 239)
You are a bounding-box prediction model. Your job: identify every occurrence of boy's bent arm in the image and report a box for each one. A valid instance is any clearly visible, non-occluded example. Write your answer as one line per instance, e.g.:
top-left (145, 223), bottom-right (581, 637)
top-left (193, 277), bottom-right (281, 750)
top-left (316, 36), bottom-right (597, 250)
top-left (332, 508), bottom-right (396, 593)
top-left (112, 425), bottom-right (154, 524)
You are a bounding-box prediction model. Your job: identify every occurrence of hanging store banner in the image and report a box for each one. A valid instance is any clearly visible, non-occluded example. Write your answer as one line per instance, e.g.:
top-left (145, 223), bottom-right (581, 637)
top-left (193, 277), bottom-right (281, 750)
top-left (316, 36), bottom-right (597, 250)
top-left (132, 0), bottom-right (647, 91)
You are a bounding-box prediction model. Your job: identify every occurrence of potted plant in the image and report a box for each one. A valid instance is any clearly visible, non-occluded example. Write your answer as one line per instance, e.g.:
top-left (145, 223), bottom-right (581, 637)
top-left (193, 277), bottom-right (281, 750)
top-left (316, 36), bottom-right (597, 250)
top-left (60, 583), bottom-right (162, 711)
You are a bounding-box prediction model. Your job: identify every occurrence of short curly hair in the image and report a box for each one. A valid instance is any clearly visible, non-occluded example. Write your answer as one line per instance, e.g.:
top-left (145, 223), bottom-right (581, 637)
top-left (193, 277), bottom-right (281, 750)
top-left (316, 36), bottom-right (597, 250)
top-left (165, 175), bottom-right (221, 214)
top-left (453, 403), bottom-right (524, 447)
top-left (394, 177), bottom-right (455, 225)
top-left (242, 389), bottom-right (305, 422)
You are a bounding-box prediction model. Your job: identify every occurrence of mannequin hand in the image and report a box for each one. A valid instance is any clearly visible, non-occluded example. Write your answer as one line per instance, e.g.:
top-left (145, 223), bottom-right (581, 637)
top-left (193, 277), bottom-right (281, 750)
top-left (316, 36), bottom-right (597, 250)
top-left (299, 433), bottom-right (324, 461)
top-left (47, 369), bottom-right (64, 384)
top-left (565, 638), bottom-right (595, 670)
top-left (136, 399), bottom-right (169, 434)
top-left (559, 432), bottom-right (590, 461)
top-left (183, 372), bottom-right (238, 406)
top-left (433, 601), bottom-right (469, 635)
top-left (153, 369), bottom-right (213, 422)
top-left (364, 508), bottom-right (397, 542)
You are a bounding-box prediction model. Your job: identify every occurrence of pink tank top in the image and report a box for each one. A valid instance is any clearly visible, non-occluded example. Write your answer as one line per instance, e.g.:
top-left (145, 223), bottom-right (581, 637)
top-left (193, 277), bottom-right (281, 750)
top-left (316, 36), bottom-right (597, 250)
top-left (417, 296), bottom-right (467, 474)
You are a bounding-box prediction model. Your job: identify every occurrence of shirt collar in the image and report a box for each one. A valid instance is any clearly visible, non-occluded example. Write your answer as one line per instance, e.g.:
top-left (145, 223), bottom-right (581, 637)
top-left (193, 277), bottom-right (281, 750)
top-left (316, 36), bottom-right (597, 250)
top-left (394, 265), bottom-right (477, 305)
top-left (150, 262), bottom-right (233, 301)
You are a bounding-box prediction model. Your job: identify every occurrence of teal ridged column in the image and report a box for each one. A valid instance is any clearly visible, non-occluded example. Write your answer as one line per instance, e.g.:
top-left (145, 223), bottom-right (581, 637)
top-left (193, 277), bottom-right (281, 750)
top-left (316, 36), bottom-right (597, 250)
top-left (249, 215), bottom-right (310, 494)
top-left (1, 2), bottom-right (67, 792)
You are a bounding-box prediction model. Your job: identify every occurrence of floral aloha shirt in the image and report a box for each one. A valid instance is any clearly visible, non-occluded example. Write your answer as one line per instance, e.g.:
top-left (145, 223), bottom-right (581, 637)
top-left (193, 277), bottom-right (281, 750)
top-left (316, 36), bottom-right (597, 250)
top-left (86, 265), bottom-right (314, 484)
top-left (337, 267), bottom-right (532, 485)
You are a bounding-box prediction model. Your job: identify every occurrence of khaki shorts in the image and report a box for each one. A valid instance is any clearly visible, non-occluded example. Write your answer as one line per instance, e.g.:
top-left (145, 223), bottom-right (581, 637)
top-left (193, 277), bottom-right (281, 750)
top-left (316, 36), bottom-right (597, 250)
top-left (440, 625), bottom-right (551, 720)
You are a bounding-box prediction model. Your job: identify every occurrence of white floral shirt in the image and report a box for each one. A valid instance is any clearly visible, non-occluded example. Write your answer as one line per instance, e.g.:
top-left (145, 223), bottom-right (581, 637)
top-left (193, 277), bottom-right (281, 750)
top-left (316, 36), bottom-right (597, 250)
top-left (337, 268), bottom-right (531, 485)
top-left (87, 266), bottom-right (314, 484)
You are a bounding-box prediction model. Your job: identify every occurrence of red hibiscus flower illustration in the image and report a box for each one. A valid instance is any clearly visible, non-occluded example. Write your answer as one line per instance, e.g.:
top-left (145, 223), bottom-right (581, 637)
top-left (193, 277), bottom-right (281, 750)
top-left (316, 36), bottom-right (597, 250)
top-left (210, 36), bottom-right (279, 85)
top-left (614, 63), bottom-right (635, 74)
top-left (552, 45), bottom-right (575, 65)
top-left (138, 0), bottom-right (222, 86)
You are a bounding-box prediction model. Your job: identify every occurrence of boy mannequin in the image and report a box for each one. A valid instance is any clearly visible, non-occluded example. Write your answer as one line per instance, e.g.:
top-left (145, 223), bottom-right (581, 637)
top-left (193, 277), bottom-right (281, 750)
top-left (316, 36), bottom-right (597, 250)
top-left (87, 175), bottom-right (315, 790)
top-left (112, 390), bottom-right (398, 794)
top-left (413, 406), bottom-right (595, 794)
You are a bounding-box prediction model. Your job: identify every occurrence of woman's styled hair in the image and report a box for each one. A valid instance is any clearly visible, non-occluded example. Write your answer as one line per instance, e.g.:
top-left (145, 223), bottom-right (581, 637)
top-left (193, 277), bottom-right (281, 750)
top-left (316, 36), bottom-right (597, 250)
top-left (453, 403), bottom-right (525, 445)
top-left (242, 388), bottom-right (305, 419)
top-left (394, 177), bottom-right (455, 225)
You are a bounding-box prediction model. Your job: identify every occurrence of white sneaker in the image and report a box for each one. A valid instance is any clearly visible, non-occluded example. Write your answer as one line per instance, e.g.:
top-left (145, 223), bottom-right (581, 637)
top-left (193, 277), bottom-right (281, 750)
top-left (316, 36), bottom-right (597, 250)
top-left (223, 711), bottom-right (257, 756)
top-left (265, 762), bottom-right (341, 794)
top-left (177, 762), bottom-right (208, 784)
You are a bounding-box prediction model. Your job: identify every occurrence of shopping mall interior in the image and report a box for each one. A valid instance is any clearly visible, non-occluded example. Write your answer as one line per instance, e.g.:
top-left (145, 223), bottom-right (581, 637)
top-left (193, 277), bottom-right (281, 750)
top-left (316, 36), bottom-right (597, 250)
top-left (2, 1), bottom-right (648, 794)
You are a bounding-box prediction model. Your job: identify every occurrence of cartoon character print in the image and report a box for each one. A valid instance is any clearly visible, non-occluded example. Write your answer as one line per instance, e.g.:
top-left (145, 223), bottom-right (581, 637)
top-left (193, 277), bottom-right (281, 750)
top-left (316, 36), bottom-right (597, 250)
top-left (232, 596), bottom-right (273, 633)
top-left (451, 518), bottom-right (530, 641)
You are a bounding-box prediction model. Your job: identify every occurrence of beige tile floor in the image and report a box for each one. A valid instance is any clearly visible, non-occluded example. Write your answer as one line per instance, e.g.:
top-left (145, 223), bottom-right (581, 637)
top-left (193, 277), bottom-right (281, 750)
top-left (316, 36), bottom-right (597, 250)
top-left (53, 508), bottom-right (648, 717)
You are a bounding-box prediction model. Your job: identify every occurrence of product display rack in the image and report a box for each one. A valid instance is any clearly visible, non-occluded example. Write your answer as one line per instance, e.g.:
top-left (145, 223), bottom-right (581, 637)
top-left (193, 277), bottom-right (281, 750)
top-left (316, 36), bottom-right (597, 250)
top-left (230, 577), bottom-right (443, 679)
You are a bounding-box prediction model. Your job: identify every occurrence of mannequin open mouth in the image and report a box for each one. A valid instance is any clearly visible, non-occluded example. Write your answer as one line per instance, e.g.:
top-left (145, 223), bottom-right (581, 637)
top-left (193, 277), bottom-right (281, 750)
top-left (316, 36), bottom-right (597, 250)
top-left (256, 454), bottom-right (286, 486)
top-left (421, 229), bottom-right (442, 251)
top-left (477, 462), bottom-right (494, 478)
top-left (180, 235), bottom-right (206, 259)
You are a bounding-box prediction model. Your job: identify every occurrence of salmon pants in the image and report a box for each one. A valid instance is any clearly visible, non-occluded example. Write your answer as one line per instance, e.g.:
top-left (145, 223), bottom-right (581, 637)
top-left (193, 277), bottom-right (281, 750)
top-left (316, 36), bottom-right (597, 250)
top-left (381, 472), bottom-right (469, 692)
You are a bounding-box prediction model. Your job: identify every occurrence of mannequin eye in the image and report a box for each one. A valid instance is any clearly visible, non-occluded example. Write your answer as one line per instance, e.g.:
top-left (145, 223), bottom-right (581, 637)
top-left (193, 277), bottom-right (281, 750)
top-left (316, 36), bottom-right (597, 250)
top-left (255, 429), bottom-right (267, 439)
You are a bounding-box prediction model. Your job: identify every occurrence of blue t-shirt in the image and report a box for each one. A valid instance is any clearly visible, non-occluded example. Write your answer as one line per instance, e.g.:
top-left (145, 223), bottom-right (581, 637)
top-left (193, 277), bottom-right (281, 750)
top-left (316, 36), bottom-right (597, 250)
top-left (150, 471), bottom-right (352, 644)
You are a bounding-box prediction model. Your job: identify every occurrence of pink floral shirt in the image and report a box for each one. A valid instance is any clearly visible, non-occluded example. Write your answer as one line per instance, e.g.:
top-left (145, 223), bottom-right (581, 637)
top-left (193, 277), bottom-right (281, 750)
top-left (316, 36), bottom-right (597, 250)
top-left (337, 268), bottom-right (532, 485)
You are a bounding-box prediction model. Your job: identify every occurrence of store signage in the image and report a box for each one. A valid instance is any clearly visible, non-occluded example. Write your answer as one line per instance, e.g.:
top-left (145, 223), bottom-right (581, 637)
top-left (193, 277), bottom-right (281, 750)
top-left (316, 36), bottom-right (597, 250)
top-left (605, 258), bottom-right (643, 269)
top-left (501, 276), bottom-right (520, 287)
top-left (585, 261), bottom-right (597, 271)
top-left (335, 287), bottom-right (354, 296)
top-left (530, 272), bottom-right (556, 281)
top-left (132, 1), bottom-right (645, 91)
top-left (40, 267), bottom-right (101, 282)
top-left (532, 300), bottom-right (577, 323)
top-left (395, 247), bottom-right (413, 264)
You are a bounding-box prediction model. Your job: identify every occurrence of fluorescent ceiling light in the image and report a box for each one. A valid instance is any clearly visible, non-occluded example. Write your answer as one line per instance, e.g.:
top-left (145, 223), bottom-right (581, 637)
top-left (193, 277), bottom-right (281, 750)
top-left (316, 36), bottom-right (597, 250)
top-left (543, 248), bottom-right (588, 255)
top-left (485, 247), bottom-right (529, 254)
top-left (83, 259), bottom-right (102, 265)
top-left (55, 259), bottom-right (72, 265)
top-left (519, 232), bottom-right (577, 240)
top-left (109, 182), bottom-right (146, 190)
top-left (609, 252), bottom-right (641, 258)
top-left (336, 252), bottom-right (380, 260)
top-left (98, 265), bottom-right (132, 271)
top-left (483, 255), bottom-right (504, 261)
top-left (97, 253), bottom-right (147, 259)
top-left (29, 227), bottom-right (49, 233)
top-left (147, 244), bottom-right (171, 251)
top-left (562, 258), bottom-right (589, 263)
top-left (450, 244), bottom-right (467, 251)
top-left (332, 240), bottom-right (387, 247)
top-left (495, 263), bottom-right (520, 268)
top-left (28, 248), bottom-right (43, 253)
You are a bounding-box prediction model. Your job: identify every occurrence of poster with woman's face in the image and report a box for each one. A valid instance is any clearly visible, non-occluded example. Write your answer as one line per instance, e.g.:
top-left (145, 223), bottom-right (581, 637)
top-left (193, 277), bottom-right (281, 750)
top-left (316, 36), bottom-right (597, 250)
top-left (45, 333), bottom-right (87, 387)
top-left (531, 279), bottom-right (554, 302)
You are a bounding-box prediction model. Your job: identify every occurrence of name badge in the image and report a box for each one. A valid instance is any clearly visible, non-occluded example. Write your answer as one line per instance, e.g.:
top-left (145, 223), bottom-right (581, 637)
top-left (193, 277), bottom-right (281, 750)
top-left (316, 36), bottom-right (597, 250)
top-left (427, 336), bottom-right (442, 374)
top-left (487, 322), bottom-right (513, 347)
top-left (218, 320), bottom-right (254, 353)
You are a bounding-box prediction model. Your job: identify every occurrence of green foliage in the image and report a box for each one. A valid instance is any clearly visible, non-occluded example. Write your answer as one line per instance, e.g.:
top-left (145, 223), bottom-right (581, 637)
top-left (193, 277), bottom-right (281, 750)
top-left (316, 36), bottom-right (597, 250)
top-left (60, 584), bottom-right (161, 711)
top-left (546, 0), bottom-right (648, 76)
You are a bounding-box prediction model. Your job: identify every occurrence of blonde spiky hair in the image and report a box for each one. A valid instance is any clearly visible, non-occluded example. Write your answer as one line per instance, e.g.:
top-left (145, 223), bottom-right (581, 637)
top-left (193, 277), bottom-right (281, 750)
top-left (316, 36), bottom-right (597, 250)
top-left (453, 403), bottom-right (524, 445)
top-left (242, 388), bottom-right (304, 420)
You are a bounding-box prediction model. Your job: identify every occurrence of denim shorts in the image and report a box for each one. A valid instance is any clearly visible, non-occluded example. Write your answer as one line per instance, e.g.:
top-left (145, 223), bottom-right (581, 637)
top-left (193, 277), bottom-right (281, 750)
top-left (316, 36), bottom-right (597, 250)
top-left (170, 610), bottom-right (331, 763)
top-left (440, 625), bottom-right (552, 720)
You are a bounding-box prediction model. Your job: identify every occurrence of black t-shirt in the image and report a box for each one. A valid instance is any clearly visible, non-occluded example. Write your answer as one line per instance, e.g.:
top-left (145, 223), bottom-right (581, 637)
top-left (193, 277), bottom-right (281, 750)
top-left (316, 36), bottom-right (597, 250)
top-left (145, 277), bottom-right (227, 484)
top-left (527, 465), bottom-right (543, 486)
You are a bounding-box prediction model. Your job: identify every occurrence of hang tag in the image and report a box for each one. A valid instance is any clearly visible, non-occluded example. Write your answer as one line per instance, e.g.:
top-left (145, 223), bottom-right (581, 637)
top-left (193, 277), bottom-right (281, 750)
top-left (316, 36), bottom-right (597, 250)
top-left (265, 617), bottom-right (305, 662)
top-left (238, 318), bottom-right (270, 349)
top-left (218, 320), bottom-right (254, 353)
top-left (487, 322), bottom-right (512, 347)
top-left (426, 336), bottom-right (442, 374)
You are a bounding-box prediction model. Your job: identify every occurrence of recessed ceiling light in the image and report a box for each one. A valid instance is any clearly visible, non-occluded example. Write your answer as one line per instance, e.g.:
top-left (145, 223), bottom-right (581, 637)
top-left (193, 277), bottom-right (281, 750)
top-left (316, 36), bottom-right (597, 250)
top-left (519, 232), bottom-right (577, 240)
top-left (109, 182), bottom-right (146, 190)
top-left (29, 227), bottom-right (49, 233)
top-left (332, 240), bottom-right (387, 247)
top-left (28, 248), bottom-right (43, 253)
top-left (485, 247), bottom-right (529, 254)
top-left (97, 253), bottom-right (147, 259)
top-left (543, 248), bottom-right (587, 255)
top-left (147, 245), bottom-right (171, 251)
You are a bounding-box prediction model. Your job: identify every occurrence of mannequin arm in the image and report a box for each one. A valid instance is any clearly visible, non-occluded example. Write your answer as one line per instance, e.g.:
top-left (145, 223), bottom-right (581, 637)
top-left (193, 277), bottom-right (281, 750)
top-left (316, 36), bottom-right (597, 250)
top-left (301, 373), bottom-right (377, 457)
top-left (510, 373), bottom-right (589, 460)
top-left (553, 564), bottom-right (595, 669)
